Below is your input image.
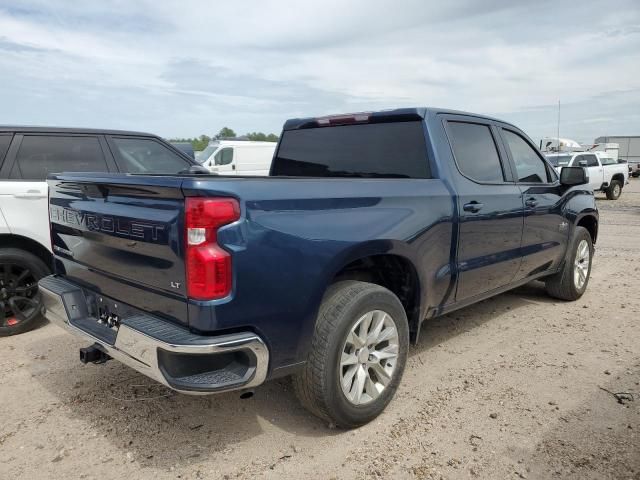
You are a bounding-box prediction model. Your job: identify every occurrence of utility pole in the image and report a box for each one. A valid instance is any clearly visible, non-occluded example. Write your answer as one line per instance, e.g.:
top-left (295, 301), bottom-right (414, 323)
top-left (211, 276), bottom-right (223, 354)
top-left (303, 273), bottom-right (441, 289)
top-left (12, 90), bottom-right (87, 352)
top-left (557, 100), bottom-right (561, 152)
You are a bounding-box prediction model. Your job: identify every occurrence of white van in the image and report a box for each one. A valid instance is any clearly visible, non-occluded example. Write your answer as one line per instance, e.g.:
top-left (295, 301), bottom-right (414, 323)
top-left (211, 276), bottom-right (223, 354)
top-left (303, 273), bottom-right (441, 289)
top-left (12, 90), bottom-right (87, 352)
top-left (198, 140), bottom-right (277, 175)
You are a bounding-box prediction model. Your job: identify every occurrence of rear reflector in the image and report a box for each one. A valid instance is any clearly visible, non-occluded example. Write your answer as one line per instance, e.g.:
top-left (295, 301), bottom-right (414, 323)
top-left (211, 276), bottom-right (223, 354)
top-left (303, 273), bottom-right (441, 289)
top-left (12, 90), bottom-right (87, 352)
top-left (185, 197), bottom-right (240, 300)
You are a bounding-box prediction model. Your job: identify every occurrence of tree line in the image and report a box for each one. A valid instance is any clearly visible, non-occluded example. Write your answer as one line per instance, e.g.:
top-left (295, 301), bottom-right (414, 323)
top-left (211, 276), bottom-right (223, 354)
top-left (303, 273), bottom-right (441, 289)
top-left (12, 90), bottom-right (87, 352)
top-left (170, 127), bottom-right (279, 151)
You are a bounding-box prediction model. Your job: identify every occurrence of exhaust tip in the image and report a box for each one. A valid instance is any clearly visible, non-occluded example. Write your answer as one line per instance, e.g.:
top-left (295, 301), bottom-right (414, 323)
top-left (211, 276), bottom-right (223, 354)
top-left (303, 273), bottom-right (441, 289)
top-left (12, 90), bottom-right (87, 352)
top-left (239, 390), bottom-right (254, 400)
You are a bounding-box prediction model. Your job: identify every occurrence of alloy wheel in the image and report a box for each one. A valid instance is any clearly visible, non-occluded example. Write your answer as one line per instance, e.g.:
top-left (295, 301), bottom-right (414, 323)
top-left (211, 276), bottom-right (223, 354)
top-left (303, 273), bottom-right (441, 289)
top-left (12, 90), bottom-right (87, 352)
top-left (0, 263), bottom-right (41, 327)
top-left (573, 239), bottom-right (590, 290)
top-left (339, 310), bottom-right (399, 405)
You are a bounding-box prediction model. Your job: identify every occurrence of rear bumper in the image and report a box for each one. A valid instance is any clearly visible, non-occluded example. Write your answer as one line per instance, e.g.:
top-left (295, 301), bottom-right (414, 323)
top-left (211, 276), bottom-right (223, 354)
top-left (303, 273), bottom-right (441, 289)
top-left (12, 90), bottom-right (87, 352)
top-left (38, 275), bottom-right (269, 394)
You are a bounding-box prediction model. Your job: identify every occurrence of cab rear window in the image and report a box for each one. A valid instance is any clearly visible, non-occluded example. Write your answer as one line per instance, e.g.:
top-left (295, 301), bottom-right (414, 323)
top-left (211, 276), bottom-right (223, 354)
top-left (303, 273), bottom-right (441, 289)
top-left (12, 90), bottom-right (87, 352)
top-left (271, 121), bottom-right (430, 178)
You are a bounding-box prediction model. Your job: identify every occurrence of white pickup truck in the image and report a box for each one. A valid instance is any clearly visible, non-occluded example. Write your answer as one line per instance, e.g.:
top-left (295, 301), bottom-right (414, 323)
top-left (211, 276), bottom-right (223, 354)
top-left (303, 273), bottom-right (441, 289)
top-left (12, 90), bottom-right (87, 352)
top-left (545, 152), bottom-right (629, 199)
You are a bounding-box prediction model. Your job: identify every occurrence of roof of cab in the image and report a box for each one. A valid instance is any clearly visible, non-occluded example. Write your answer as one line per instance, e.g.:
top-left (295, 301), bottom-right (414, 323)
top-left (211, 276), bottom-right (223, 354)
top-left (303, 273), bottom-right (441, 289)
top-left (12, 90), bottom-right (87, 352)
top-left (0, 126), bottom-right (156, 137)
top-left (282, 107), bottom-right (518, 131)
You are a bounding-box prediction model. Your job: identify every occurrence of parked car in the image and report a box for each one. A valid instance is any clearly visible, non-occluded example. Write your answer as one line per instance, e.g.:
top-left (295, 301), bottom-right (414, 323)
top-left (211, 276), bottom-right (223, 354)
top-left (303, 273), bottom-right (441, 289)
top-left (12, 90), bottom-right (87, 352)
top-left (197, 139), bottom-right (276, 175)
top-left (545, 152), bottom-right (628, 199)
top-left (0, 127), bottom-right (198, 336)
top-left (39, 108), bottom-right (598, 427)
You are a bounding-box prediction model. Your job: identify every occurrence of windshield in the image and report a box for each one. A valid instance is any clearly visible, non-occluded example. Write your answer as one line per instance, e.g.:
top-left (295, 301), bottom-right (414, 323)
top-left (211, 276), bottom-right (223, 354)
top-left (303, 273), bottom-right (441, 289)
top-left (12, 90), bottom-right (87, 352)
top-left (197, 144), bottom-right (218, 164)
top-left (545, 154), bottom-right (573, 167)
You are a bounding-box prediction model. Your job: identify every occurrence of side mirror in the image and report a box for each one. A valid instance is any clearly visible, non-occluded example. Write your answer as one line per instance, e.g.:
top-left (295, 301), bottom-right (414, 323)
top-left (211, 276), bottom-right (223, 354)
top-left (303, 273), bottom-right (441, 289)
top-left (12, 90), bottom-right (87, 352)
top-left (578, 160), bottom-right (587, 167)
top-left (560, 166), bottom-right (589, 186)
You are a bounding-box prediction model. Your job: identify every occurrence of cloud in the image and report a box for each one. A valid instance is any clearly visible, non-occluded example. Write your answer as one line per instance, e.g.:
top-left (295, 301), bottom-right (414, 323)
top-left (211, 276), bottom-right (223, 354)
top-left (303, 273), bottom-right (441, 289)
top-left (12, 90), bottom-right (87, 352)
top-left (0, 0), bottom-right (639, 143)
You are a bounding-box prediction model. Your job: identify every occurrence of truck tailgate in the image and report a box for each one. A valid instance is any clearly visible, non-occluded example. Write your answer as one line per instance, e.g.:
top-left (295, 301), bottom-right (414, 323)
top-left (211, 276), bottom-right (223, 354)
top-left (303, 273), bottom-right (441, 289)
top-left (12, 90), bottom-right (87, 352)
top-left (48, 174), bottom-right (189, 325)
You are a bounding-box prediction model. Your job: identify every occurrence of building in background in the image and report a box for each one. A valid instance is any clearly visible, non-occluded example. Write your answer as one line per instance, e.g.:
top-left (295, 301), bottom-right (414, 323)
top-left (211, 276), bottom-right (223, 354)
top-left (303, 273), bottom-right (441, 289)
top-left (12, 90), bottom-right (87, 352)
top-left (595, 136), bottom-right (640, 164)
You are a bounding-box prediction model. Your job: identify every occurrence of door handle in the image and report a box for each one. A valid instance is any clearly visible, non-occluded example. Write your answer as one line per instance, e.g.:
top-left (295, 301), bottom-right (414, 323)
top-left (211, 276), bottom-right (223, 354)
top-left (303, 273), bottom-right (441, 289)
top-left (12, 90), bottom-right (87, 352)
top-left (13, 190), bottom-right (46, 199)
top-left (525, 198), bottom-right (538, 208)
top-left (463, 201), bottom-right (483, 213)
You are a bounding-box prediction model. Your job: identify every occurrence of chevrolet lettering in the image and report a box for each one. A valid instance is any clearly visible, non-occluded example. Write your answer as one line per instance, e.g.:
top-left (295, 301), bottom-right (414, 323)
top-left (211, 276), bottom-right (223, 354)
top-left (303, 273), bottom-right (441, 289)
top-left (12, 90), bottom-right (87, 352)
top-left (50, 206), bottom-right (165, 241)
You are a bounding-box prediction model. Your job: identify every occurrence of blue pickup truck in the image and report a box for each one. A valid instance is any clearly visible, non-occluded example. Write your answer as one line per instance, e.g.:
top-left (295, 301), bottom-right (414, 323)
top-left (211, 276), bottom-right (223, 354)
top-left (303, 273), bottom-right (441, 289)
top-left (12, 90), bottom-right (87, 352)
top-left (39, 108), bottom-right (597, 427)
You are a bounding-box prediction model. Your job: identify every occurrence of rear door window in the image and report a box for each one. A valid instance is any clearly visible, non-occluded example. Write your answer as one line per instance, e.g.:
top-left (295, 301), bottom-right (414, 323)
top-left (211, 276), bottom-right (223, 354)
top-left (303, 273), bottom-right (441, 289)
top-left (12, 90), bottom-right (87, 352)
top-left (272, 121), bottom-right (430, 178)
top-left (502, 130), bottom-right (550, 183)
top-left (447, 122), bottom-right (505, 183)
top-left (0, 135), bottom-right (11, 167)
top-left (10, 135), bottom-right (108, 180)
top-left (110, 137), bottom-right (191, 173)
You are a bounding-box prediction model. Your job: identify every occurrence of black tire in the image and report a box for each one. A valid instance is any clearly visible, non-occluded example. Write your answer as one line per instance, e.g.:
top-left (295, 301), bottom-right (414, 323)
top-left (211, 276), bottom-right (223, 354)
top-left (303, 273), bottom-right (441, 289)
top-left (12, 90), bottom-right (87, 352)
top-left (293, 280), bottom-right (409, 428)
top-left (0, 248), bottom-right (50, 337)
top-left (605, 180), bottom-right (622, 200)
top-left (545, 227), bottom-right (593, 301)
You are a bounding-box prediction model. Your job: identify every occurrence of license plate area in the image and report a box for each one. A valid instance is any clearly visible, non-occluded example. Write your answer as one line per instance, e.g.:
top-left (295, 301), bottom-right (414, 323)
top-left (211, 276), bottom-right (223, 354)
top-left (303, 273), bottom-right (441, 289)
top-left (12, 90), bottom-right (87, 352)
top-left (94, 295), bottom-right (123, 332)
top-left (67, 289), bottom-right (137, 345)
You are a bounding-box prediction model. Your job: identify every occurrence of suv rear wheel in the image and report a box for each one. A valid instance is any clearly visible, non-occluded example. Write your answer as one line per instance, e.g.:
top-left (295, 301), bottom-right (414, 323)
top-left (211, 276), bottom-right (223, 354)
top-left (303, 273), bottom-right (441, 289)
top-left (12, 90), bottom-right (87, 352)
top-left (0, 249), bottom-right (49, 336)
top-left (293, 281), bottom-right (409, 428)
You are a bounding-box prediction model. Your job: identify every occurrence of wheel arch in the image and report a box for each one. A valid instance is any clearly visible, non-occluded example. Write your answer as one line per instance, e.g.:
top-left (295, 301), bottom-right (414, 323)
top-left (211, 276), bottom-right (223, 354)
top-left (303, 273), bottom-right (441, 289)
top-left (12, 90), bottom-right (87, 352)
top-left (611, 173), bottom-right (625, 184)
top-left (327, 248), bottom-right (422, 341)
top-left (576, 214), bottom-right (598, 245)
top-left (0, 234), bottom-right (52, 271)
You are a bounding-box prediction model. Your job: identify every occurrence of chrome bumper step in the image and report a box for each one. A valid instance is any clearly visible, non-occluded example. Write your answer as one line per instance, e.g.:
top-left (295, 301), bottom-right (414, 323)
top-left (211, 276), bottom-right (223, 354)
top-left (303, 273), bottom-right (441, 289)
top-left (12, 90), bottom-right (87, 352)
top-left (38, 275), bottom-right (269, 394)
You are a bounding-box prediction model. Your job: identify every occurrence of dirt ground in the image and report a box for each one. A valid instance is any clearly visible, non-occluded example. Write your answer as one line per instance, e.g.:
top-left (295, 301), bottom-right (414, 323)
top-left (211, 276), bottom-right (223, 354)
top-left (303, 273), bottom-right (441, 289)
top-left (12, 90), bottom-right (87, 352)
top-left (1, 181), bottom-right (639, 480)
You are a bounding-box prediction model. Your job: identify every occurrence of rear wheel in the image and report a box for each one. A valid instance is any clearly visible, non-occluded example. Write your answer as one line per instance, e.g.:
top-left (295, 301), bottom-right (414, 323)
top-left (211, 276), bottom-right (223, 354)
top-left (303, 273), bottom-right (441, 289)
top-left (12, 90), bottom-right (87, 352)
top-left (606, 180), bottom-right (622, 200)
top-left (545, 227), bottom-right (592, 301)
top-left (0, 249), bottom-right (49, 336)
top-left (293, 281), bottom-right (409, 428)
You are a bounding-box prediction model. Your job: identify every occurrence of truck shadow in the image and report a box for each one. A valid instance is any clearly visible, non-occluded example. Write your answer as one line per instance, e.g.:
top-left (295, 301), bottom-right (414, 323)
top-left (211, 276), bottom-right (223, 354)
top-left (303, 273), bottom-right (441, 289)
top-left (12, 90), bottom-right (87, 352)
top-left (29, 280), bottom-right (561, 470)
top-left (411, 281), bottom-right (559, 356)
top-left (28, 331), bottom-right (332, 471)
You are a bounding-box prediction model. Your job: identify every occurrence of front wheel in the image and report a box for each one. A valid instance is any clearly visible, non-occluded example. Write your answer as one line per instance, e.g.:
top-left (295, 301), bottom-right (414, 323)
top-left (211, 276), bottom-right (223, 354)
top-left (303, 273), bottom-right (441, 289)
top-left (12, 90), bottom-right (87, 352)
top-left (293, 281), bottom-right (409, 428)
top-left (545, 226), bottom-right (593, 301)
top-left (606, 180), bottom-right (622, 200)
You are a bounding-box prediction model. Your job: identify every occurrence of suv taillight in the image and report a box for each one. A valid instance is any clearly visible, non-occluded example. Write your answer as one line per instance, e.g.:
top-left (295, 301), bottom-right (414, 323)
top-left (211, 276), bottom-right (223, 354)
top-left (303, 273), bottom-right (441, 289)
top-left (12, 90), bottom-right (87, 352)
top-left (185, 197), bottom-right (240, 300)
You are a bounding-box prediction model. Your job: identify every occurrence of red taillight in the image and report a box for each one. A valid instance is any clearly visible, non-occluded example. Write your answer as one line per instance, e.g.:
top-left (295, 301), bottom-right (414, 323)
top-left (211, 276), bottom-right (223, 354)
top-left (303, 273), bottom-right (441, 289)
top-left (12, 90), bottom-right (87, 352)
top-left (185, 197), bottom-right (240, 300)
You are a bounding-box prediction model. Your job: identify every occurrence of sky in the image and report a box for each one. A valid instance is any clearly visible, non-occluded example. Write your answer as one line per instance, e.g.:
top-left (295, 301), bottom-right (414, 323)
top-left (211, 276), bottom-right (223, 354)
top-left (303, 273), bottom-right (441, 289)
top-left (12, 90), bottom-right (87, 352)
top-left (0, 0), bottom-right (639, 144)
